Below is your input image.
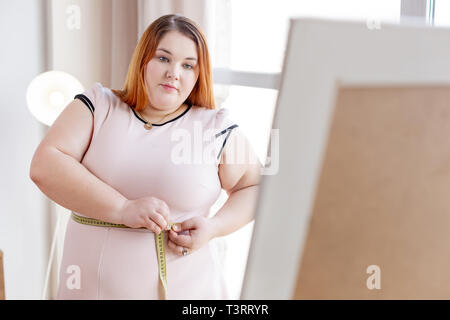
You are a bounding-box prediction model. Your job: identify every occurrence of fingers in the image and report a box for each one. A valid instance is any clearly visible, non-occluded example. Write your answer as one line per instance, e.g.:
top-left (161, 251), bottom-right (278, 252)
top-left (167, 238), bottom-right (190, 256)
top-left (156, 199), bottom-right (170, 223)
top-left (145, 216), bottom-right (161, 234)
top-left (172, 219), bottom-right (194, 233)
top-left (168, 230), bottom-right (191, 247)
top-left (146, 197), bottom-right (170, 231)
top-left (180, 219), bottom-right (196, 231)
top-left (154, 199), bottom-right (171, 230)
top-left (149, 210), bottom-right (170, 231)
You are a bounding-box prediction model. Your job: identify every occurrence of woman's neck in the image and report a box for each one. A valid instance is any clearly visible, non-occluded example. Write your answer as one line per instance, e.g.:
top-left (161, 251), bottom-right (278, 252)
top-left (141, 103), bottom-right (187, 123)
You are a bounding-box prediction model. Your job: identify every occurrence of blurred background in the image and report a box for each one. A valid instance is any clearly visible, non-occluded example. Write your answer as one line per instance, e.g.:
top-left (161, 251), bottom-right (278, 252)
top-left (0, 0), bottom-right (447, 299)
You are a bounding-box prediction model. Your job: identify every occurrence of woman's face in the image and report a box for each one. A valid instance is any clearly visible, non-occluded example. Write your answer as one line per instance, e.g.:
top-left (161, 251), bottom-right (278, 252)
top-left (144, 31), bottom-right (200, 111)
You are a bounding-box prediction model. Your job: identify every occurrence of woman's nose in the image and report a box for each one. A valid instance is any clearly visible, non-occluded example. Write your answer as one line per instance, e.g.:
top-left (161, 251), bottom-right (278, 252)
top-left (166, 67), bottom-right (180, 80)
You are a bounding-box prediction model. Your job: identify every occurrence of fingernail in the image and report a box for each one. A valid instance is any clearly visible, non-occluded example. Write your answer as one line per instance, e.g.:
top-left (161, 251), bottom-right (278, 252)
top-left (173, 225), bottom-right (180, 231)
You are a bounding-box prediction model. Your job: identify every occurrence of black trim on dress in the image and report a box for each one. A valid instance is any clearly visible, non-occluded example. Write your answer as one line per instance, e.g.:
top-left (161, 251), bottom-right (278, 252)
top-left (216, 124), bottom-right (239, 160)
top-left (74, 94), bottom-right (95, 113)
top-left (130, 102), bottom-right (192, 127)
top-left (215, 124), bottom-right (238, 138)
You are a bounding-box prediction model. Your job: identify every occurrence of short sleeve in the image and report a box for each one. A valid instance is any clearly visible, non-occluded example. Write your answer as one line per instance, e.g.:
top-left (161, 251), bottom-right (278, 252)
top-left (74, 82), bottom-right (110, 141)
top-left (214, 108), bottom-right (239, 161)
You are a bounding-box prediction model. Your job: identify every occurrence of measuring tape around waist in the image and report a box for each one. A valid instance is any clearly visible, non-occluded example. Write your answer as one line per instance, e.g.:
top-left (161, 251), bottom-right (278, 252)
top-left (71, 212), bottom-right (175, 300)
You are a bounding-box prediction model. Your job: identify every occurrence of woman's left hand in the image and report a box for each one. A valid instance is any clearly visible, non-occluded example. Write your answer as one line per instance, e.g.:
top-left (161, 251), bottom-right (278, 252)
top-left (167, 216), bottom-right (215, 256)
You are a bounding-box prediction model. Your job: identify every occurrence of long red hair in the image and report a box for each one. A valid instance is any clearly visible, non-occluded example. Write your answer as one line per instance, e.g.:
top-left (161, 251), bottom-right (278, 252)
top-left (111, 14), bottom-right (216, 111)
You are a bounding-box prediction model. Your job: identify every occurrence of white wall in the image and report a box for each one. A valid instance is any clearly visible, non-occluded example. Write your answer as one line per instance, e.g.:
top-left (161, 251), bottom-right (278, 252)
top-left (0, 0), bottom-right (48, 299)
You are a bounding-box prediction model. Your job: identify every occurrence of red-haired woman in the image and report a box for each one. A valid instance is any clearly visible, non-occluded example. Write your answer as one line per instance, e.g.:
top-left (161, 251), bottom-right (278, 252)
top-left (30, 14), bottom-right (261, 299)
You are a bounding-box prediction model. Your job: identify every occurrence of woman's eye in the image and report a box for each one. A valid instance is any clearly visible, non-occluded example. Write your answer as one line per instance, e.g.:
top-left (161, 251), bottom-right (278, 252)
top-left (158, 57), bottom-right (193, 70)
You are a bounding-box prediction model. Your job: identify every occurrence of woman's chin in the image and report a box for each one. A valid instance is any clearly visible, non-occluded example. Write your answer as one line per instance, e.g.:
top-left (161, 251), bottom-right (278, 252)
top-left (153, 99), bottom-right (182, 109)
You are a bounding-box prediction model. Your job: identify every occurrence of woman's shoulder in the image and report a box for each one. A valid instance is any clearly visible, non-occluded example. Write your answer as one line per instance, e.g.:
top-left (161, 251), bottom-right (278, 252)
top-left (87, 82), bottom-right (108, 97)
top-left (77, 82), bottom-right (129, 117)
top-left (189, 105), bottom-right (230, 119)
top-left (81, 82), bottom-right (111, 104)
top-left (189, 105), bottom-right (236, 131)
top-left (91, 82), bottom-right (127, 107)
top-left (95, 82), bottom-right (118, 101)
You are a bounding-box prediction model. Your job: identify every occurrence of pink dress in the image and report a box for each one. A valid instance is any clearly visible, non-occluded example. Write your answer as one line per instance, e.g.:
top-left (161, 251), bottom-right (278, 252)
top-left (56, 83), bottom-right (238, 299)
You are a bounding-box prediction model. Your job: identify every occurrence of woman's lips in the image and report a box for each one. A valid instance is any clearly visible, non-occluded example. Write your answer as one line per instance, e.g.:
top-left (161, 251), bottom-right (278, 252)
top-left (161, 84), bottom-right (177, 92)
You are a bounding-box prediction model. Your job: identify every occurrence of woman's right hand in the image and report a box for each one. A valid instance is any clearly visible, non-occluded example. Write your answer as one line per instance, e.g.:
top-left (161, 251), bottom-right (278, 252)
top-left (118, 196), bottom-right (171, 233)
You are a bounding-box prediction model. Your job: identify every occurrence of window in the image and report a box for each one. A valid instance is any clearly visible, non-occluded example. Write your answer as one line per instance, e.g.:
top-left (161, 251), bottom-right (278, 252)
top-left (229, 0), bottom-right (401, 73)
top-left (433, 0), bottom-right (450, 26)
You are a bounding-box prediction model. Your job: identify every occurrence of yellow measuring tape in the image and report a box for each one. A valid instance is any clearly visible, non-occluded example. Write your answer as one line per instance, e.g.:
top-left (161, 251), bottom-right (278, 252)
top-left (71, 212), bottom-right (175, 300)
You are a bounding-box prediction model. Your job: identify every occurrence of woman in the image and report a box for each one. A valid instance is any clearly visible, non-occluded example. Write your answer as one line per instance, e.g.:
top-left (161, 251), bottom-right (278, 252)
top-left (30, 14), bottom-right (261, 299)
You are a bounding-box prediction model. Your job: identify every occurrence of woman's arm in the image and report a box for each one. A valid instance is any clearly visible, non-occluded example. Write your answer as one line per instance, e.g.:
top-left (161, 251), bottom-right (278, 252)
top-left (30, 99), bottom-right (127, 224)
top-left (209, 186), bottom-right (260, 239)
top-left (209, 130), bottom-right (262, 238)
top-left (30, 145), bottom-right (127, 225)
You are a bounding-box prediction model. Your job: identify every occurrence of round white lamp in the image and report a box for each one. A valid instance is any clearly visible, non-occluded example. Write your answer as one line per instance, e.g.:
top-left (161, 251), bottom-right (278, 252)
top-left (26, 71), bottom-right (84, 126)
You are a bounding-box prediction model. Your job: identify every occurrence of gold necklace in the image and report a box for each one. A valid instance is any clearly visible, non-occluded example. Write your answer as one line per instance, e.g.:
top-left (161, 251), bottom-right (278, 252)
top-left (135, 105), bottom-right (185, 130)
